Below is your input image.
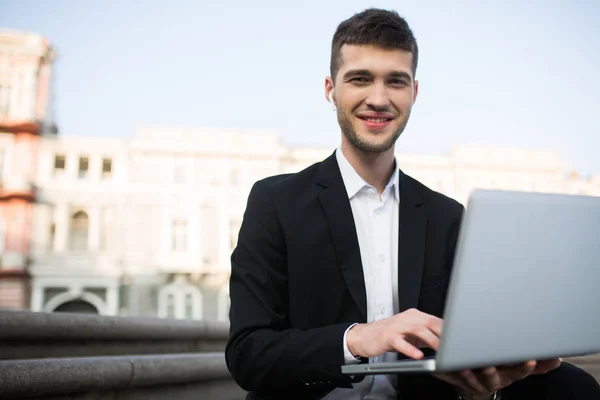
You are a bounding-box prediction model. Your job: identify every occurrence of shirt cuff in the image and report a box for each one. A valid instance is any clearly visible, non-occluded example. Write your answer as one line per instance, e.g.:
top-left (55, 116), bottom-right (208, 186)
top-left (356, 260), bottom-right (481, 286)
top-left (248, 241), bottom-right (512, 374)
top-left (343, 323), bottom-right (361, 364)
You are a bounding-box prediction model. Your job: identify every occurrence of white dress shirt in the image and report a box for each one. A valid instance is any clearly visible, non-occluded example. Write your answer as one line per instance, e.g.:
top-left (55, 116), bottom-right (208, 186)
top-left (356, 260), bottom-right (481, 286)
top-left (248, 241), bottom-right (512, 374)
top-left (323, 148), bottom-right (400, 400)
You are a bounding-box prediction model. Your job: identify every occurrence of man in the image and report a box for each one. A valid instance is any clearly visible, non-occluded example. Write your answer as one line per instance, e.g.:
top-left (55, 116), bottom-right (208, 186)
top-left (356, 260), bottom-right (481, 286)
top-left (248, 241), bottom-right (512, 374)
top-left (226, 8), bottom-right (600, 400)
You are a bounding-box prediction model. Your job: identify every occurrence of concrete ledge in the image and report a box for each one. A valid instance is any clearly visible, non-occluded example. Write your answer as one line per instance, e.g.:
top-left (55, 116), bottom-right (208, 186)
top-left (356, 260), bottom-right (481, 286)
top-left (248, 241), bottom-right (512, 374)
top-left (0, 353), bottom-right (231, 399)
top-left (0, 339), bottom-right (226, 360)
top-left (33, 380), bottom-right (246, 400)
top-left (29, 381), bottom-right (248, 400)
top-left (0, 310), bottom-right (229, 340)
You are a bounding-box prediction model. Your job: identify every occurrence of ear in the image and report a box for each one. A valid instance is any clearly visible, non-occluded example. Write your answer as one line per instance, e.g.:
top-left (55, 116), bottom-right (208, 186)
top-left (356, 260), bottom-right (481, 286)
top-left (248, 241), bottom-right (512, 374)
top-left (324, 76), bottom-right (335, 105)
top-left (412, 80), bottom-right (419, 105)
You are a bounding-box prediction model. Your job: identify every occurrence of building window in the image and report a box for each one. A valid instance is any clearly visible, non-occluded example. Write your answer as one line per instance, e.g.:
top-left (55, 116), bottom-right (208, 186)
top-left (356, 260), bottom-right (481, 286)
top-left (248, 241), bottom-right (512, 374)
top-left (53, 154), bottom-right (66, 176)
top-left (185, 293), bottom-right (194, 319)
top-left (78, 157), bottom-right (89, 179)
top-left (166, 294), bottom-right (176, 318)
top-left (101, 158), bottom-right (112, 179)
top-left (158, 276), bottom-right (203, 320)
top-left (69, 210), bottom-right (89, 251)
top-left (172, 220), bottom-right (187, 253)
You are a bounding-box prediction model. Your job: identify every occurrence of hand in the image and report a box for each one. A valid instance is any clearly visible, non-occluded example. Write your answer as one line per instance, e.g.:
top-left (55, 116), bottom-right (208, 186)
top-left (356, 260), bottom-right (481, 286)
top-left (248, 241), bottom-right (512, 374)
top-left (346, 308), bottom-right (442, 359)
top-left (434, 358), bottom-right (561, 400)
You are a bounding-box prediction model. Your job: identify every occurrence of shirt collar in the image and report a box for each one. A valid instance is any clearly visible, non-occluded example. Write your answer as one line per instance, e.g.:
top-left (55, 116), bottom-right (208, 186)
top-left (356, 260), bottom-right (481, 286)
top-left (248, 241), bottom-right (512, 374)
top-left (335, 147), bottom-right (400, 202)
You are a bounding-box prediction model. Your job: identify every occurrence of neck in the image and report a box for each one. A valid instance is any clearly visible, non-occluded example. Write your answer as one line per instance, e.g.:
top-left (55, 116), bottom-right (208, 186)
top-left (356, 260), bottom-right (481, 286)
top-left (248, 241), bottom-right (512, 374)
top-left (341, 140), bottom-right (397, 195)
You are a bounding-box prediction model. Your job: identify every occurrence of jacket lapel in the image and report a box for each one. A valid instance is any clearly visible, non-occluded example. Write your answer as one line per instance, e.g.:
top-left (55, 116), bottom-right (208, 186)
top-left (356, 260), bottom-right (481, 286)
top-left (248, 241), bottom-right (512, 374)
top-left (317, 153), bottom-right (367, 322)
top-left (397, 172), bottom-right (427, 312)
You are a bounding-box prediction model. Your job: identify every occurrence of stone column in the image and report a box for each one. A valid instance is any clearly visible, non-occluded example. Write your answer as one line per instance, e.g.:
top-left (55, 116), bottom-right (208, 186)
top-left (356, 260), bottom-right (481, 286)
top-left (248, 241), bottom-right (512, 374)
top-left (105, 283), bottom-right (119, 316)
top-left (88, 207), bottom-right (100, 251)
top-left (30, 283), bottom-right (44, 312)
top-left (66, 152), bottom-right (78, 179)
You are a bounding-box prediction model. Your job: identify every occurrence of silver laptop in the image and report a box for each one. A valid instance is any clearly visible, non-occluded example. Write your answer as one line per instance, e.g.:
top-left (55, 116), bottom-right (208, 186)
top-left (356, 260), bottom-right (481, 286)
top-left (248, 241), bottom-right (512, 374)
top-left (343, 189), bottom-right (600, 375)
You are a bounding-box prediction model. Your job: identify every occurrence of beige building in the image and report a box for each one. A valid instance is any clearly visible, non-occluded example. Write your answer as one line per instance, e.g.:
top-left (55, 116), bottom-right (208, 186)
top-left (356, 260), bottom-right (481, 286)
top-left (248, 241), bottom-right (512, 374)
top-left (26, 126), bottom-right (599, 321)
top-left (28, 127), bottom-right (328, 320)
top-left (3, 27), bottom-right (598, 321)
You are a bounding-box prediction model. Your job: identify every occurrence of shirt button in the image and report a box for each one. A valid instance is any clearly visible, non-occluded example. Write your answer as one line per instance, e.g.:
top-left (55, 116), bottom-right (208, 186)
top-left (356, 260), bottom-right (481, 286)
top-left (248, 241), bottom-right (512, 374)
top-left (378, 254), bottom-right (385, 262)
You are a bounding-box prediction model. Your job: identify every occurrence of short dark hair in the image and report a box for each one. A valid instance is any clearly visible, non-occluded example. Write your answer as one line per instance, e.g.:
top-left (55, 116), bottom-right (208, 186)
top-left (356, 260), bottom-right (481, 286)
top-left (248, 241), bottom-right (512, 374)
top-left (330, 8), bottom-right (418, 81)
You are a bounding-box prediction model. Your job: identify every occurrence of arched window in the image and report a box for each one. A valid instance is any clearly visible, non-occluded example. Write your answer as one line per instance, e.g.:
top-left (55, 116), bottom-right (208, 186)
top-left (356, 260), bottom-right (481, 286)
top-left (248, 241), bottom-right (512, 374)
top-left (158, 275), bottom-right (203, 320)
top-left (43, 290), bottom-right (106, 315)
top-left (166, 293), bottom-right (176, 318)
top-left (185, 293), bottom-right (194, 319)
top-left (54, 300), bottom-right (98, 314)
top-left (70, 211), bottom-right (89, 251)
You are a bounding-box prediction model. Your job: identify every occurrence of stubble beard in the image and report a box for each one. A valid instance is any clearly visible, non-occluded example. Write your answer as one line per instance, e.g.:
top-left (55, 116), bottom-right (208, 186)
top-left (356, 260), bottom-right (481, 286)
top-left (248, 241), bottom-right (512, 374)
top-left (337, 107), bottom-right (410, 153)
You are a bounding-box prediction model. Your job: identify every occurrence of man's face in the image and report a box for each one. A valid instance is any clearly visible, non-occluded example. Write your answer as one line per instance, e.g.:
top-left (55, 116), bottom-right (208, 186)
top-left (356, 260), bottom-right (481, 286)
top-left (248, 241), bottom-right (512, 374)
top-left (326, 44), bottom-right (418, 153)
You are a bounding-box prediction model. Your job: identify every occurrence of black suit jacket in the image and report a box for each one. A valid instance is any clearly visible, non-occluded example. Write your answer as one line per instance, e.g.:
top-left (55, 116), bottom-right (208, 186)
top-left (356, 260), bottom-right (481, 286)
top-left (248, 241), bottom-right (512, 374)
top-left (226, 152), bottom-right (465, 399)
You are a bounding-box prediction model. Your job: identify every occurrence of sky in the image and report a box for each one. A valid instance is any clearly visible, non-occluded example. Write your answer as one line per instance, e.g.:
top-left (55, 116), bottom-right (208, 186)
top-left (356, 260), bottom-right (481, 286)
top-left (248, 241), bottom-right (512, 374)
top-left (1, 0), bottom-right (599, 175)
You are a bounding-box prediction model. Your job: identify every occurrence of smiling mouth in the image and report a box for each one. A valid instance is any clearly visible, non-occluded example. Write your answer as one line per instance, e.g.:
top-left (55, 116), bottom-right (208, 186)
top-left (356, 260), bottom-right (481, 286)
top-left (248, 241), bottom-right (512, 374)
top-left (358, 116), bottom-right (393, 123)
top-left (357, 115), bottom-right (394, 131)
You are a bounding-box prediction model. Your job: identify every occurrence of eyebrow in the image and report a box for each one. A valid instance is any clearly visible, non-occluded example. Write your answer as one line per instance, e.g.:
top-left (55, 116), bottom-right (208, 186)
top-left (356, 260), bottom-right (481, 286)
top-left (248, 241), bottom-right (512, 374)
top-left (342, 69), bottom-right (413, 83)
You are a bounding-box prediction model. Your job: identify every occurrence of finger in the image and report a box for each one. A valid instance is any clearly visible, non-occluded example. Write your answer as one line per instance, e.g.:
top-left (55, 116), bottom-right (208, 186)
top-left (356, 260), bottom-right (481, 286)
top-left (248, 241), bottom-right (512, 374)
top-left (402, 309), bottom-right (444, 338)
top-left (422, 314), bottom-right (444, 338)
top-left (479, 366), bottom-right (502, 392)
top-left (391, 337), bottom-right (424, 359)
top-left (459, 369), bottom-right (488, 395)
top-left (533, 358), bottom-right (561, 375)
top-left (407, 325), bottom-right (441, 350)
top-left (501, 360), bottom-right (536, 382)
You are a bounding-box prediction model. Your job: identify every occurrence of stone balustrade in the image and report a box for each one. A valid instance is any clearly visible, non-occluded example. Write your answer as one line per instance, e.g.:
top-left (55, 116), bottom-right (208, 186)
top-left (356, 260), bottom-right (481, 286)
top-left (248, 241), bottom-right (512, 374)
top-left (0, 309), bottom-right (245, 399)
top-left (0, 309), bottom-right (597, 399)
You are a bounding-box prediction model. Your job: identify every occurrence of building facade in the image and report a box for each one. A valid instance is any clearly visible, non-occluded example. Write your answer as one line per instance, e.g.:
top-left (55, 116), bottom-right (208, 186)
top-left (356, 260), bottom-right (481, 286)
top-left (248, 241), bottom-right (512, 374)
top-left (3, 29), bottom-right (598, 321)
top-left (28, 127), bottom-right (330, 320)
top-left (27, 126), bottom-right (599, 321)
top-left (0, 29), bottom-right (56, 309)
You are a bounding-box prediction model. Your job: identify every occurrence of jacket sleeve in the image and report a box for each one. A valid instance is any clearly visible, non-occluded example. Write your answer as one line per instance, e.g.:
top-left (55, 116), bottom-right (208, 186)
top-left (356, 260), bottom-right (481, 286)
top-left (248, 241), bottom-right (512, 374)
top-left (225, 180), bottom-right (358, 393)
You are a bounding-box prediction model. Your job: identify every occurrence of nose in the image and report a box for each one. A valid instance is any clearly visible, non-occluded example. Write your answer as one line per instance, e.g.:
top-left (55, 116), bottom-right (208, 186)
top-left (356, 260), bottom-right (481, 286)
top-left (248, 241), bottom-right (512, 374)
top-left (365, 83), bottom-right (390, 109)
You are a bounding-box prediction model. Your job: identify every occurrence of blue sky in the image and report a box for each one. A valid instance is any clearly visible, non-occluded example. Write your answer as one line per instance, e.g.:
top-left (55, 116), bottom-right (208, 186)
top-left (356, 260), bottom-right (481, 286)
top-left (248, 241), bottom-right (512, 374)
top-left (1, 0), bottom-right (599, 175)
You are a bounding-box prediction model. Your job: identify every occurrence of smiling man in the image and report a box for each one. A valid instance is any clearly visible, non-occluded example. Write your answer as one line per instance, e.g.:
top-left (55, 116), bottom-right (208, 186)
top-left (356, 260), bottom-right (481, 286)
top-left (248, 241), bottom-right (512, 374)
top-left (225, 8), bottom-right (600, 400)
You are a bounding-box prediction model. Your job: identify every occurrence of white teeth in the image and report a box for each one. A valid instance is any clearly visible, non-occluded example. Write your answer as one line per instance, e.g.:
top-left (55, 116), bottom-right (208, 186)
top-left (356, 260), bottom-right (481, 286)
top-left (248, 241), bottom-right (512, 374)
top-left (364, 118), bottom-right (389, 123)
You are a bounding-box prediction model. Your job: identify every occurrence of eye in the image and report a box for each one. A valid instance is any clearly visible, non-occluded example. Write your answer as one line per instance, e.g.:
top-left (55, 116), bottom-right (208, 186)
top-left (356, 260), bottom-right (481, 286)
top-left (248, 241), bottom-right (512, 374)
top-left (350, 77), bottom-right (370, 84)
top-left (389, 79), bottom-right (408, 87)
